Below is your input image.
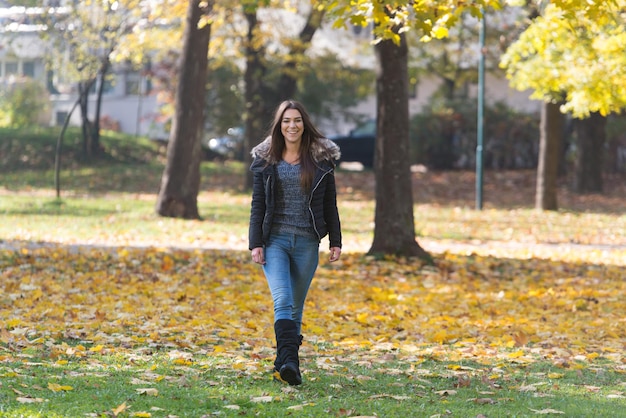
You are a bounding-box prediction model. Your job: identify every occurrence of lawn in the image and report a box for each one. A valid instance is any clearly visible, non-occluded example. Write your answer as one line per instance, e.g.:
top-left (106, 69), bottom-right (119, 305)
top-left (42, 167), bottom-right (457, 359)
top-left (0, 128), bottom-right (625, 417)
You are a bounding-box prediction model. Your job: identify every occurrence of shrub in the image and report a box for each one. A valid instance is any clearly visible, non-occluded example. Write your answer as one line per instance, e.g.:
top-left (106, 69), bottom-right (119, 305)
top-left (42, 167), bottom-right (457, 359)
top-left (0, 78), bottom-right (51, 128)
top-left (410, 99), bottom-right (540, 170)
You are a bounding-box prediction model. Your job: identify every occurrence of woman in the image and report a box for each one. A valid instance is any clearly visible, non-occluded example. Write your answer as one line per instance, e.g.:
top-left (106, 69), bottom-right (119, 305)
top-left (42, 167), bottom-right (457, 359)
top-left (249, 100), bottom-right (342, 386)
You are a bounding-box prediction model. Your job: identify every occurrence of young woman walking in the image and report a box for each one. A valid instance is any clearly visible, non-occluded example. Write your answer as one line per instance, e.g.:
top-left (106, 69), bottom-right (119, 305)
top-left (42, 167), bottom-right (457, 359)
top-left (249, 100), bottom-right (342, 385)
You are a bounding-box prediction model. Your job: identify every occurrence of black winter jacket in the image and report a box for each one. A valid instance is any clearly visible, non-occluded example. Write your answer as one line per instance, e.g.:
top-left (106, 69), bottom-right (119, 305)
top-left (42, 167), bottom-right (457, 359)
top-left (248, 137), bottom-right (342, 250)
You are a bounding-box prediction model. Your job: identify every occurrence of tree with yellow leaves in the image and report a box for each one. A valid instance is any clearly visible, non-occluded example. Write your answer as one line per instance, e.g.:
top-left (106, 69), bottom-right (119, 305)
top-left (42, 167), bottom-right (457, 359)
top-left (501, 0), bottom-right (626, 203)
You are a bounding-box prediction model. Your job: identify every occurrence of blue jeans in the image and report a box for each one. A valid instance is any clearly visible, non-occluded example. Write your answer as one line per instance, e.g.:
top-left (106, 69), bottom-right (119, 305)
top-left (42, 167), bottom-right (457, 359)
top-left (263, 232), bottom-right (319, 334)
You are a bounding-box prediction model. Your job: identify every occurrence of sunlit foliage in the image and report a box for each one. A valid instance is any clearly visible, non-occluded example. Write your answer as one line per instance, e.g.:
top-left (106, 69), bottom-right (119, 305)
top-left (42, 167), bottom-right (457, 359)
top-left (501, 1), bottom-right (626, 118)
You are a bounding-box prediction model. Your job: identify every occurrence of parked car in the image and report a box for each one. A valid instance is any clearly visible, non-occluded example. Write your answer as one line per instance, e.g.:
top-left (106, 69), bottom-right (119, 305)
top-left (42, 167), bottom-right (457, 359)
top-left (328, 119), bottom-right (375, 167)
top-left (202, 126), bottom-right (245, 161)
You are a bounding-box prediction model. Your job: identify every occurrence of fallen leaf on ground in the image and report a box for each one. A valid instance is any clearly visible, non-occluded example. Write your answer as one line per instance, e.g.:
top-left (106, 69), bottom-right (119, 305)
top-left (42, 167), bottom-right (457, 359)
top-left (16, 397), bottom-right (45, 403)
top-left (251, 396), bottom-right (274, 403)
top-left (529, 408), bottom-right (565, 415)
top-left (47, 383), bottom-right (73, 392)
top-left (112, 401), bottom-right (128, 416)
top-left (136, 388), bottom-right (158, 396)
top-left (435, 390), bottom-right (457, 396)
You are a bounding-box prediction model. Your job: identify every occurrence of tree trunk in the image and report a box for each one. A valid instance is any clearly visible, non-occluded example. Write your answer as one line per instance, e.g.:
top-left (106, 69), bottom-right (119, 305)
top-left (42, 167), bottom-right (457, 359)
top-left (92, 57), bottom-right (111, 157)
top-left (156, 0), bottom-right (212, 219)
top-left (55, 98), bottom-right (81, 198)
top-left (243, 9), bottom-right (268, 190)
top-left (368, 33), bottom-right (431, 262)
top-left (573, 112), bottom-right (605, 193)
top-left (535, 101), bottom-right (564, 210)
top-left (78, 81), bottom-right (94, 159)
top-left (276, 6), bottom-right (325, 101)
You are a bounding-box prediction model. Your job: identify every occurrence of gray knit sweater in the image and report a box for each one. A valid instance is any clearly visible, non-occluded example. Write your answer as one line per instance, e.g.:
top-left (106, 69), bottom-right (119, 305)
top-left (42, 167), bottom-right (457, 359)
top-left (271, 160), bottom-right (317, 239)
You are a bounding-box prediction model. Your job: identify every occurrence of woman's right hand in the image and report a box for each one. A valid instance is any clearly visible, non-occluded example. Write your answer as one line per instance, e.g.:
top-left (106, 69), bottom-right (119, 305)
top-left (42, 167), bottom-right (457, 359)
top-left (251, 247), bottom-right (265, 265)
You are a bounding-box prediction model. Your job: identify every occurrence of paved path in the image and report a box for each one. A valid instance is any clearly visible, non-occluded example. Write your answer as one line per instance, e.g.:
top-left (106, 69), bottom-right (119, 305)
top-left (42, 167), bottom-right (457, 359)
top-left (2, 237), bottom-right (624, 255)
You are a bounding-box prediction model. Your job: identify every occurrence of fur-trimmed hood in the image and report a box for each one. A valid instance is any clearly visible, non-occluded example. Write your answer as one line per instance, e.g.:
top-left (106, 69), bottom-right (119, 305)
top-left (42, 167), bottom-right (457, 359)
top-left (250, 136), bottom-right (341, 166)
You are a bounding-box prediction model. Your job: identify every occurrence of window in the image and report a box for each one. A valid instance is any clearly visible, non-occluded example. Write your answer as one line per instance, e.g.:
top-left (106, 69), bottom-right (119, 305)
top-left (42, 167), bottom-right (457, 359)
top-left (87, 79), bottom-right (114, 95)
top-left (56, 111), bottom-right (68, 126)
top-left (22, 61), bottom-right (35, 78)
top-left (100, 78), bottom-right (114, 94)
top-left (125, 73), bottom-right (142, 95)
top-left (5, 62), bottom-right (18, 76)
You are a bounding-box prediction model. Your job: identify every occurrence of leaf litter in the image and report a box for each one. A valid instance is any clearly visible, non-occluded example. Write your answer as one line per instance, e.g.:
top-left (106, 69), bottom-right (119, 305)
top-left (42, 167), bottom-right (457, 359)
top-left (0, 243), bottom-right (624, 411)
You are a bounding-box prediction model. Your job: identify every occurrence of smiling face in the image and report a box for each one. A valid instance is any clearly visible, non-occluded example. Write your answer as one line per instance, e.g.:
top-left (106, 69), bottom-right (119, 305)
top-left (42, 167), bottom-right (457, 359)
top-left (281, 108), bottom-right (304, 147)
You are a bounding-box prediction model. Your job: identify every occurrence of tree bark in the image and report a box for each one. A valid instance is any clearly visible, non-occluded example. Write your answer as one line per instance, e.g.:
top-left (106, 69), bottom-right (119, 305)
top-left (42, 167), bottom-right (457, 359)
top-left (92, 56), bottom-right (110, 157)
top-left (368, 33), bottom-right (431, 262)
top-left (242, 6), bottom-right (325, 190)
top-left (156, 0), bottom-right (212, 219)
top-left (535, 101), bottom-right (564, 210)
top-left (243, 9), bottom-right (267, 190)
top-left (55, 98), bottom-right (81, 199)
top-left (78, 80), bottom-right (94, 159)
top-left (573, 112), bottom-right (605, 193)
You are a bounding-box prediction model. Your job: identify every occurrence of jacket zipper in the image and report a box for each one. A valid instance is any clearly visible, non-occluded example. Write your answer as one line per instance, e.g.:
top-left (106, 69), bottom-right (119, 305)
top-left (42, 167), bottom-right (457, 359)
top-left (265, 175), bottom-right (271, 192)
top-left (308, 168), bottom-right (331, 241)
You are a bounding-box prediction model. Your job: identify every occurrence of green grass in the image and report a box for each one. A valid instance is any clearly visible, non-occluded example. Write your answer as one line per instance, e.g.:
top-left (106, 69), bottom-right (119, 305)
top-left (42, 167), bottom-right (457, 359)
top-left (1, 349), bottom-right (624, 417)
top-left (2, 126), bottom-right (625, 249)
top-left (2, 193), bottom-right (625, 266)
top-left (1, 126), bottom-right (244, 194)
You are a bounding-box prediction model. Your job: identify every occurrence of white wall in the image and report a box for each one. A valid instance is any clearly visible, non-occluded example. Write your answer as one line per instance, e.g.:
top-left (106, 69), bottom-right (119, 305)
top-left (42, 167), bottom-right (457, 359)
top-left (50, 93), bottom-right (168, 140)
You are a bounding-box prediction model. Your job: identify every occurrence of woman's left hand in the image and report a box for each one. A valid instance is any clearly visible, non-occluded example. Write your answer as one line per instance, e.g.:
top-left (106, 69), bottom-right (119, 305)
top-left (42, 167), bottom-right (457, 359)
top-left (329, 247), bottom-right (341, 262)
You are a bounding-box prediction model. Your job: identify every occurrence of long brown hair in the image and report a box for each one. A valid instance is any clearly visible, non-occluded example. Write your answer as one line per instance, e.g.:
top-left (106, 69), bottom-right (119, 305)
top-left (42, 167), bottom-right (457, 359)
top-left (267, 100), bottom-right (325, 192)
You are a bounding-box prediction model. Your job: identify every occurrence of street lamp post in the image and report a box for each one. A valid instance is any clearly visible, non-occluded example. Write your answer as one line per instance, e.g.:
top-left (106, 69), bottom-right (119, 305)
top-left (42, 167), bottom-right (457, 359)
top-left (476, 12), bottom-right (486, 210)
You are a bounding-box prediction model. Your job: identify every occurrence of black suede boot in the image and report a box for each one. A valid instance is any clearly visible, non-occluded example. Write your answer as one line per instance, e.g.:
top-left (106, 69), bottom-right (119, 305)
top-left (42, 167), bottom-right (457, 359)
top-left (273, 319), bottom-right (302, 385)
top-left (274, 334), bottom-right (303, 373)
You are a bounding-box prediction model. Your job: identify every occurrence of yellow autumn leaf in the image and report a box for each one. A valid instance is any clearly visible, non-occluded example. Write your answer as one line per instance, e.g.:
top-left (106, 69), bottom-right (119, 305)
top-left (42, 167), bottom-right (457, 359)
top-left (112, 401), bottom-right (128, 416)
top-left (356, 312), bottom-right (369, 324)
top-left (161, 255), bottom-right (174, 271)
top-left (48, 383), bottom-right (73, 392)
top-left (133, 412), bottom-right (152, 418)
top-left (432, 26), bottom-right (449, 39)
top-left (5, 318), bottom-right (22, 328)
top-left (272, 371), bottom-right (287, 383)
top-left (432, 330), bottom-right (449, 344)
